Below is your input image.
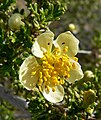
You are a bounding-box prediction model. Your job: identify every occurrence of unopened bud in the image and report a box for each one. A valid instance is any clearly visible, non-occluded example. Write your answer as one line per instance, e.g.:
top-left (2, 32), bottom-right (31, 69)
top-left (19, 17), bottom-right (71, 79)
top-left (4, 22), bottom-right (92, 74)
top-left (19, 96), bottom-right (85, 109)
top-left (87, 107), bottom-right (94, 115)
top-left (68, 23), bottom-right (79, 34)
top-left (82, 89), bottom-right (96, 108)
top-left (8, 13), bottom-right (25, 31)
top-left (0, 19), bottom-right (4, 28)
top-left (84, 70), bottom-right (94, 81)
top-left (16, 0), bottom-right (30, 17)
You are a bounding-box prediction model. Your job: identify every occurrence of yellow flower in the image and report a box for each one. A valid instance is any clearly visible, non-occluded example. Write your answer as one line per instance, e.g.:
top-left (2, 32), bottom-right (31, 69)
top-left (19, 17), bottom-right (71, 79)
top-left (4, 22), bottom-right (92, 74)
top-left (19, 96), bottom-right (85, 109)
top-left (19, 31), bottom-right (84, 103)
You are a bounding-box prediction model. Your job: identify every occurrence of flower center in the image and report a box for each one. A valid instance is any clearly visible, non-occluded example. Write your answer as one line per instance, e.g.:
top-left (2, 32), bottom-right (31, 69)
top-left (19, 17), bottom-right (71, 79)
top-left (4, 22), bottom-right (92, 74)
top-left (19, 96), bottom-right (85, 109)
top-left (37, 46), bottom-right (77, 92)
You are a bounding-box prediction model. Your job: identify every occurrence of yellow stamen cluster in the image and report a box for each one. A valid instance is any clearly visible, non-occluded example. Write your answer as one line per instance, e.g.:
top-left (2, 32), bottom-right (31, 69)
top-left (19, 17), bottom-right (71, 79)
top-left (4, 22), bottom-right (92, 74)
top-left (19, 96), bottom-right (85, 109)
top-left (31, 46), bottom-right (78, 92)
top-left (37, 47), bottom-right (73, 92)
top-left (73, 57), bottom-right (78, 62)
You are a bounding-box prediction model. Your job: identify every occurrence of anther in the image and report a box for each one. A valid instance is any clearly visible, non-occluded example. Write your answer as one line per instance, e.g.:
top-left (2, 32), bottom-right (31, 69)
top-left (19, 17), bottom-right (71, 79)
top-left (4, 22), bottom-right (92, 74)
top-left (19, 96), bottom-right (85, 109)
top-left (39, 86), bottom-right (42, 92)
top-left (39, 72), bottom-right (43, 78)
top-left (38, 79), bottom-right (43, 86)
top-left (64, 74), bottom-right (70, 79)
top-left (73, 57), bottom-right (78, 62)
top-left (46, 85), bottom-right (50, 92)
top-left (43, 76), bottom-right (47, 82)
top-left (31, 71), bottom-right (36, 75)
top-left (63, 46), bottom-right (68, 53)
top-left (52, 87), bottom-right (56, 92)
top-left (59, 79), bottom-right (65, 84)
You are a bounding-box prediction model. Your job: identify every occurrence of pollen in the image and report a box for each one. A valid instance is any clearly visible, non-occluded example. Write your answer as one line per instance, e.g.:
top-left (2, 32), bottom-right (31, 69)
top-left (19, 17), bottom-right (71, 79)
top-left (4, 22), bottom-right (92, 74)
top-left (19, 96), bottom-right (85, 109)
top-left (31, 71), bottom-right (36, 75)
top-left (37, 46), bottom-right (73, 92)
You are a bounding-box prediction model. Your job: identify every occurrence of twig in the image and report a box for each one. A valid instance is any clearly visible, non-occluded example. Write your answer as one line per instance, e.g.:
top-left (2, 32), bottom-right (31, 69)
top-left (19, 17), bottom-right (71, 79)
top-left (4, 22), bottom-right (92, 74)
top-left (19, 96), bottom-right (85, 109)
top-left (78, 50), bottom-right (92, 55)
top-left (0, 84), bottom-right (31, 118)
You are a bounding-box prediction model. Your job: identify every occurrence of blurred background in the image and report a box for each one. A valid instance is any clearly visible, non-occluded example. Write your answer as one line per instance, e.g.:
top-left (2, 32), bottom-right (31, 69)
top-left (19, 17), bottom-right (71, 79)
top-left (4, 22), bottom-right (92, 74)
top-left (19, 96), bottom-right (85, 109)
top-left (49, 0), bottom-right (101, 50)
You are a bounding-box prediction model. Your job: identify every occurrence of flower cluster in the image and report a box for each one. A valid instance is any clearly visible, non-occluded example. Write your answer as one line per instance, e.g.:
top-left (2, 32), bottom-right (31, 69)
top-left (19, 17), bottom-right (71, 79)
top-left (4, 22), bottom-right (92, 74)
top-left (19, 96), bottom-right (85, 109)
top-left (19, 31), bottom-right (84, 103)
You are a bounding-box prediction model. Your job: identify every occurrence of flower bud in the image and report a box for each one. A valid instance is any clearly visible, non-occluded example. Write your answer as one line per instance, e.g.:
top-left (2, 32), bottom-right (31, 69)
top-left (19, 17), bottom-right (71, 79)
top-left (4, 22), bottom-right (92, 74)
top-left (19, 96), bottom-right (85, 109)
top-left (68, 23), bottom-right (79, 34)
top-left (0, 19), bottom-right (4, 28)
top-left (87, 107), bottom-right (94, 115)
top-left (8, 13), bottom-right (25, 31)
top-left (84, 70), bottom-right (94, 81)
top-left (82, 89), bottom-right (96, 108)
top-left (69, 23), bottom-right (76, 31)
top-left (16, 0), bottom-right (30, 17)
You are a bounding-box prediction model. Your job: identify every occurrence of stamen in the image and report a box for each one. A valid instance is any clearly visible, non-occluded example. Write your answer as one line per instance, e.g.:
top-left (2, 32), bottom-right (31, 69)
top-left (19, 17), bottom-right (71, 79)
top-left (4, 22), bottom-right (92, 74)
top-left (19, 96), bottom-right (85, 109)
top-left (52, 87), bottom-right (56, 92)
top-left (73, 57), bottom-right (78, 62)
top-left (66, 66), bottom-right (70, 72)
top-left (63, 46), bottom-right (68, 53)
top-left (39, 86), bottom-right (42, 92)
top-left (43, 76), bottom-right (47, 82)
top-left (38, 79), bottom-right (43, 87)
top-left (46, 85), bottom-right (50, 92)
top-left (39, 78), bottom-right (43, 83)
top-left (37, 46), bottom-right (76, 92)
top-left (31, 71), bottom-right (36, 75)
top-left (64, 74), bottom-right (70, 79)
top-left (53, 47), bottom-right (61, 55)
top-left (39, 72), bottom-right (42, 78)
top-left (59, 79), bottom-right (65, 84)
top-left (52, 71), bottom-right (57, 76)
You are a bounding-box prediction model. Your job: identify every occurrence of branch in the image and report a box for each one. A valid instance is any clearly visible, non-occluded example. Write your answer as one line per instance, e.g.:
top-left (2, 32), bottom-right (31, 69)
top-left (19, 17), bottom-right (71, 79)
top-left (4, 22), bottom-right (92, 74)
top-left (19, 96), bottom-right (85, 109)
top-left (78, 50), bottom-right (92, 55)
top-left (0, 84), bottom-right (31, 118)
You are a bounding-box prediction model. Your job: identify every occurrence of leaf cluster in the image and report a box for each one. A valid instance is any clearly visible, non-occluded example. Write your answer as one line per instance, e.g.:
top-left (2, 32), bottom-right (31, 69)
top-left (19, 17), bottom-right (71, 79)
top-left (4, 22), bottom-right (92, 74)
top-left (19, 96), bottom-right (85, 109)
top-left (24, 0), bottom-right (68, 30)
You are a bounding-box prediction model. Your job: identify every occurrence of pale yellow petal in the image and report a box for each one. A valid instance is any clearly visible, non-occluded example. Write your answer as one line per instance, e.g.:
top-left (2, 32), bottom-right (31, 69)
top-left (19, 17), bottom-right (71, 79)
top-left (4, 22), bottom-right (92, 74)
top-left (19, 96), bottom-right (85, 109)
top-left (19, 56), bottom-right (40, 90)
top-left (31, 41), bottom-right (43, 58)
top-left (67, 60), bottom-right (84, 83)
top-left (42, 85), bottom-right (64, 103)
top-left (32, 31), bottom-right (54, 58)
top-left (54, 31), bottom-right (79, 57)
